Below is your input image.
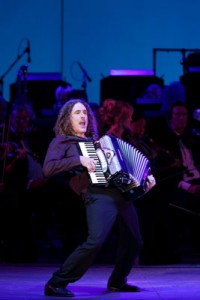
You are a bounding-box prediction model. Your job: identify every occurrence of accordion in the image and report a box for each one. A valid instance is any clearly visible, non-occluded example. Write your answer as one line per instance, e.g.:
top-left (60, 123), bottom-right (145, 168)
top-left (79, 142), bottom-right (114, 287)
top-left (78, 134), bottom-right (153, 196)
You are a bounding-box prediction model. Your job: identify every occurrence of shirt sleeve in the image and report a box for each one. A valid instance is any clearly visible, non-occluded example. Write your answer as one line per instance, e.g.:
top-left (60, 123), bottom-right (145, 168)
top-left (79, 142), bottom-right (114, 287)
top-left (43, 137), bottom-right (81, 177)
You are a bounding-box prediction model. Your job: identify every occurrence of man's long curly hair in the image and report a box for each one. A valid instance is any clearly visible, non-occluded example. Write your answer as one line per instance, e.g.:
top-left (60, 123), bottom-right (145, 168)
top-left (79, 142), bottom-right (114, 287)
top-left (53, 99), bottom-right (99, 140)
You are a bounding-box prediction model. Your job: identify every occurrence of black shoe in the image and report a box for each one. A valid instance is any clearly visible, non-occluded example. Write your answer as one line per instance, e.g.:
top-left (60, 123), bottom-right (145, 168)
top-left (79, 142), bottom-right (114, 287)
top-left (44, 283), bottom-right (74, 297)
top-left (107, 283), bottom-right (141, 292)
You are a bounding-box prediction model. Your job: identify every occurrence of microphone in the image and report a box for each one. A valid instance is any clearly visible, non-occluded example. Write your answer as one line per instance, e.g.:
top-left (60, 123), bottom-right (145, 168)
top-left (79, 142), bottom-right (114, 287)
top-left (77, 62), bottom-right (92, 82)
top-left (26, 40), bottom-right (31, 63)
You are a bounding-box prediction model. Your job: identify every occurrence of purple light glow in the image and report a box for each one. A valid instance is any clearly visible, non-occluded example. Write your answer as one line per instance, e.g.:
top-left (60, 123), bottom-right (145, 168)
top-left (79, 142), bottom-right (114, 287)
top-left (27, 72), bottom-right (62, 81)
top-left (110, 69), bottom-right (154, 76)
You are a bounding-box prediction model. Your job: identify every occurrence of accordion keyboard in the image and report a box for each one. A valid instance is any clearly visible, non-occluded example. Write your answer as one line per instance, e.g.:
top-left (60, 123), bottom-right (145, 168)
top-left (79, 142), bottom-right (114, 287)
top-left (78, 141), bottom-right (107, 185)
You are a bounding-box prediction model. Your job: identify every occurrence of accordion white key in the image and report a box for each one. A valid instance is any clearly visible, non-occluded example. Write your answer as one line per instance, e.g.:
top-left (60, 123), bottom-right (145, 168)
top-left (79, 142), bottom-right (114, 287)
top-left (78, 134), bottom-right (152, 195)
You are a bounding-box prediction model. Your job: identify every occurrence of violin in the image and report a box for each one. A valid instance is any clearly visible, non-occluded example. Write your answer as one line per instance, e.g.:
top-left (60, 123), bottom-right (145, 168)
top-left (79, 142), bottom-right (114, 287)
top-left (0, 142), bottom-right (20, 159)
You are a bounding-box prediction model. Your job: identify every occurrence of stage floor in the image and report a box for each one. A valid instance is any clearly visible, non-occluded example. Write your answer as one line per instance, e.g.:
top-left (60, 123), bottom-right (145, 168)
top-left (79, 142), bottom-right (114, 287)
top-left (0, 263), bottom-right (199, 299)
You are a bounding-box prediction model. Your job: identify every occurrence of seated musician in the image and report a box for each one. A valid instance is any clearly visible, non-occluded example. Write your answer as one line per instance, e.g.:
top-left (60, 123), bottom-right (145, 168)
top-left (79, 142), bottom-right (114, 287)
top-left (153, 101), bottom-right (200, 209)
top-left (152, 101), bottom-right (200, 206)
top-left (128, 109), bottom-right (181, 183)
top-left (0, 103), bottom-right (51, 262)
top-left (125, 109), bottom-right (181, 264)
top-left (149, 101), bottom-right (200, 260)
top-left (98, 98), bottom-right (134, 139)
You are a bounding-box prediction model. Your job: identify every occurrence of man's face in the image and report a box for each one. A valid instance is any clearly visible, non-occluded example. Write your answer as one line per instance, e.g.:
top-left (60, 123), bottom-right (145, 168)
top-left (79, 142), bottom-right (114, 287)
top-left (131, 118), bottom-right (146, 139)
top-left (11, 110), bottom-right (30, 135)
top-left (170, 106), bottom-right (188, 135)
top-left (70, 102), bottom-right (88, 137)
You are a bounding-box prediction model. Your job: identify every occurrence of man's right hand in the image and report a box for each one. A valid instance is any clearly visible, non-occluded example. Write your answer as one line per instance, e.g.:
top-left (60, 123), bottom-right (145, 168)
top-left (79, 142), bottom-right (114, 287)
top-left (80, 156), bottom-right (96, 173)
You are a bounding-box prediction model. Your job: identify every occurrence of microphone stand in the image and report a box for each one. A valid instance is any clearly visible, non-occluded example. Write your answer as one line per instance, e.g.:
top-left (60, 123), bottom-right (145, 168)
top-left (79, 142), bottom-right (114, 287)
top-left (180, 48), bottom-right (187, 75)
top-left (77, 62), bottom-right (92, 102)
top-left (0, 47), bottom-right (28, 97)
top-left (81, 72), bottom-right (87, 92)
top-left (79, 72), bottom-right (88, 102)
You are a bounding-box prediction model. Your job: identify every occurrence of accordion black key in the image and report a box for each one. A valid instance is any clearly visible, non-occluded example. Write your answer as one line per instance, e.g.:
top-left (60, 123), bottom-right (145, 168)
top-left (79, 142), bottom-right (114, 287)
top-left (78, 134), bottom-right (152, 196)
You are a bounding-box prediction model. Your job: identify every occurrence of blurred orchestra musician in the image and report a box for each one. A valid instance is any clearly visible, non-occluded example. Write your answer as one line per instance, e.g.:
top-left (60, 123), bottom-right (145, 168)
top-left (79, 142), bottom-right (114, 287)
top-left (125, 108), bottom-right (181, 264)
top-left (2, 103), bottom-right (47, 191)
top-left (97, 98), bottom-right (117, 136)
top-left (151, 101), bottom-right (200, 254)
top-left (128, 109), bottom-right (182, 183)
top-left (154, 101), bottom-right (200, 200)
top-left (0, 101), bottom-right (51, 262)
top-left (98, 98), bottom-right (134, 139)
top-left (54, 84), bottom-right (88, 114)
top-left (128, 110), bottom-right (158, 165)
